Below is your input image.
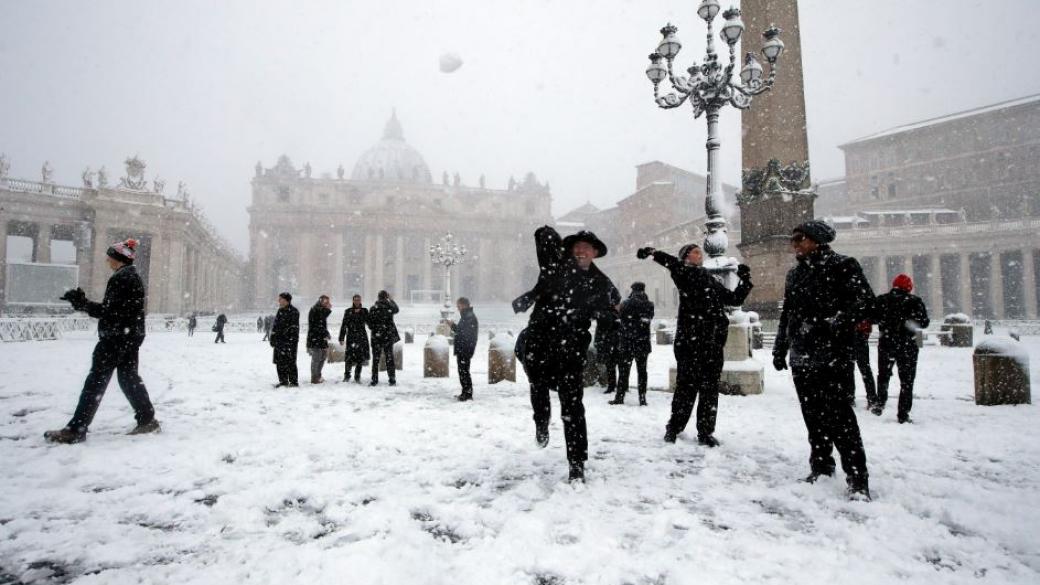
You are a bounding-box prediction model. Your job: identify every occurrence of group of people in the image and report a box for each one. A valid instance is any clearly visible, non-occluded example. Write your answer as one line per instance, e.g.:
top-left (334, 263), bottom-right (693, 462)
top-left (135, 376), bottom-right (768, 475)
top-left (45, 223), bottom-right (931, 501)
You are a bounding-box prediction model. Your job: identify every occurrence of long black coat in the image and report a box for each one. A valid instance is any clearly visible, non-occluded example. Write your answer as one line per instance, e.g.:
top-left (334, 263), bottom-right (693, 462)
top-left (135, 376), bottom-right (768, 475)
top-left (75, 264), bottom-right (147, 342)
top-left (774, 246), bottom-right (875, 367)
top-left (594, 309), bottom-right (621, 363)
top-left (306, 303), bottom-right (332, 350)
top-left (451, 307), bottom-right (479, 358)
top-left (270, 304), bottom-right (300, 364)
top-left (215, 314), bottom-right (227, 332)
top-left (513, 226), bottom-right (618, 367)
top-left (338, 307), bottom-right (370, 363)
top-left (368, 299), bottom-right (400, 346)
top-left (872, 288), bottom-right (929, 352)
top-left (619, 291), bottom-right (655, 359)
top-left (652, 251), bottom-right (752, 358)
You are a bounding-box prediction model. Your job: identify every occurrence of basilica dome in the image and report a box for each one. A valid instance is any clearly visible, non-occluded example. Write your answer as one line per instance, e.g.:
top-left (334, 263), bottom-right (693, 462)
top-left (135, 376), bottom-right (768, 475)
top-left (351, 111), bottom-right (432, 184)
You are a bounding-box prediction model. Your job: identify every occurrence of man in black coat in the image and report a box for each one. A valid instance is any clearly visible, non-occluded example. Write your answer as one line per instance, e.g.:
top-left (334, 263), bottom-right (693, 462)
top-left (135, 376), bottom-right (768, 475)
top-left (449, 297), bottom-right (479, 401)
top-left (214, 313), bottom-right (227, 343)
top-left (872, 273), bottom-right (930, 423)
top-left (338, 294), bottom-right (370, 383)
top-left (611, 282), bottom-right (655, 406)
top-left (45, 238), bottom-right (159, 444)
top-left (637, 244), bottom-right (752, 447)
top-left (262, 314), bottom-right (273, 341)
top-left (368, 290), bottom-right (400, 386)
top-left (187, 313), bottom-right (197, 337)
top-left (306, 295), bottom-right (332, 384)
top-left (773, 220), bottom-right (874, 500)
top-left (594, 290), bottom-right (622, 397)
top-left (270, 292), bottom-right (300, 387)
top-left (513, 227), bottom-right (618, 482)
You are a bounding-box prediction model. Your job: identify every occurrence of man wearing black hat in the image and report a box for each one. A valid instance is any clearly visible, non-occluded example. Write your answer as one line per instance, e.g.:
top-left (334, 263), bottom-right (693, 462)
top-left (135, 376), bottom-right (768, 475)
top-left (773, 220), bottom-right (874, 500)
top-left (637, 243), bottom-right (752, 447)
top-left (513, 226), bottom-right (618, 482)
top-left (270, 292), bottom-right (301, 387)
top-left (612, 282), bottom-right (655, 406)
top-left (45, 238), bottom-right (159, 444)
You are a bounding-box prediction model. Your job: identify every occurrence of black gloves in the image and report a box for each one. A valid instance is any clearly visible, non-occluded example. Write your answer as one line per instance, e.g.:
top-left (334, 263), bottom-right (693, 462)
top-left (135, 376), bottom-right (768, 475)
top-left (772, 353), bottom-right (788, 371)
top-left (636, 247), bottom-right (655, 260)
top-left (60, 287), bottom-right (87, 309)
top-left (736, 264), bottom-right (751, 280)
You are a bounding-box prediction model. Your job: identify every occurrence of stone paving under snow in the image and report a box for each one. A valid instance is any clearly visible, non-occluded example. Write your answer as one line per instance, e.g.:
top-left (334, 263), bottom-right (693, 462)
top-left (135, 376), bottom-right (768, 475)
top-left (0, 324), bottom-right (1038, 584)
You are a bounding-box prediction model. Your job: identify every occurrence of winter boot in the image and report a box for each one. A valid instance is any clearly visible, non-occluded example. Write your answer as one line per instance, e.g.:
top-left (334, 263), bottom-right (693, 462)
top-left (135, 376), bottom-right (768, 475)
top-left (847, 477), bottom-right (872, 501)
top-left (802, 469), bottom-right (834, 484)
top-left (602, 387), bottom-right (614, 394)
top-left (127, 420), bottom-right (162, 436)
top-left (608, 391), bottom-right (624, 405)
top-left (44, 427), bottom-right (86, 444)
top-left (388, 379), bottom-right (397, 387)
top-left (897, 414), bottom-right (912, 424)
top-left (663, 429), bottom-right (677, 443)
top-left (370, 379), bottom-right (379, 387)
top-left (568, 461), bottom-right (585, 483)
top-left (456, 393), bottom-right (473, 402)
top-left (535, 423), bottom-right (549, 448)
top-left (870, 404), bottom-right (883, 416)
top-left (697, 434), bottom-right (720, 448)
top-left (638, 390), bottom-right (647, 406)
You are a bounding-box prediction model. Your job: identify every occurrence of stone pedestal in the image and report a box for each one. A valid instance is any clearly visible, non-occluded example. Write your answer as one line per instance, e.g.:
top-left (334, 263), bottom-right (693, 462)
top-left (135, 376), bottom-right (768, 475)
top-left (488, 333), bottom-right (516, 384)
top-left (941, 324), bottom-right (974, 347)
top-left (720, 323), bottom-right (764, 395)
top-left (656, 329), bottom-right (674, 345)
top-left (423, 334), bottom-right (449, 377)
top-left (378, 341), bottom-right (403, 372)
top-left (974, 341), bottom-right (1031, 405)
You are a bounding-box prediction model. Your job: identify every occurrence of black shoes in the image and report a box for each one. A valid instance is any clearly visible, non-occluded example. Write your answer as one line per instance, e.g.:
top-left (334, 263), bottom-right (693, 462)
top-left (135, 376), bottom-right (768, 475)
top-left (602, 388), bottom-right (614, 394)
top-left (127, 420), bottom-right (162, 436)
top-left (802, 470), bottom-right (834, 484)
top-left (898, 415), bottom-right (912, 424)
top-left (638, 393), bottom-right (648, 406)
top-left (388, 380), bottom-right (397, 387)
top-left (568, 461), bottom-right (585, 483)
top-left (847, 477), bottom-right (872, 501)
top-left (535, 424), bottom-right (549, 448)
top-left (608, 397), bottom-right (624, 405)
top-left (370, 380), bottom-right (379, 387)
top-left (44, 427), bottom-right (86, 444)
top-left (870, 404), bottom-right (884, 416)
top-left (663, 430), bottom-right (677, 443)
top-left (697, 434), bottom-right (720, 448)
top-left (456, 393), bottom-right (473, 402)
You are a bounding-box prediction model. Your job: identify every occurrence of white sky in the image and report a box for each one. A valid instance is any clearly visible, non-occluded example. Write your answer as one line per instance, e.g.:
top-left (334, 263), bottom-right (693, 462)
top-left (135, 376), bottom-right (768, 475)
top-left (2, 0), bottom-right (1038, 252)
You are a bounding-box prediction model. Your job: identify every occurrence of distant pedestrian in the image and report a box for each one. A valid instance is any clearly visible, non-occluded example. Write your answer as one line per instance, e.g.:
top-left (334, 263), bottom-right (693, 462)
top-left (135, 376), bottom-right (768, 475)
top-left (338, 294), bottom-right (370, 383)
top-left (368, 290), bottom-right (400, 386)
top-left (257, 316), bottom-right (263, 333)
top-left (306, 295), bottom-right (333, 384)
top-left (853, 320), bottom-right (878, 408)
top-left (45, 238), bottom-right (159, 444)
top-left (214, 313), bottom-right (227, 344)
top-left (871, 273), bottom-right (930, 423)
top-left (772, 220), bottom-right (873, 500)
top-left (270, 293), bottom-right (300, 387)
top-left (263, 314), bottom-right (273, 341)
top-left (611, 282), bottom-right (655, 406)
top-left (187, 313), bottom-right (197, 337)
top-left (449, 297), bottom-right (479, 401)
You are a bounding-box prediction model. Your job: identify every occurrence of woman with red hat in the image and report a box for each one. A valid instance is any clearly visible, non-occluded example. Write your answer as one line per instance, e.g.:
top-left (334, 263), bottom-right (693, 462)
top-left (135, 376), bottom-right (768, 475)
top-left (871, 273), bottom-right (930, 423)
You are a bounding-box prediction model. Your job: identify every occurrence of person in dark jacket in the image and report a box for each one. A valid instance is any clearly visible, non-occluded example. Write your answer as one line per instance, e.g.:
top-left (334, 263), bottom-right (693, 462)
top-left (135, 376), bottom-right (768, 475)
top-left (594, 290), bottom-right (623, 397)
top-left (853, 320), bottom-right (878, 409)
top-left (214, 313), bottom-right (227, 343)
top-left (773, 220), bottom-right (874, 500)
top-left (270, 292), bottom-right (300, 387)
top-left (368, 290), bottom-right (400, 386)
top-left (449, 297), bottom-right (479, 401)
top-left (871, 273), bottom-right (930, 423)
top-left (611, 282), bottom-right (655, 406)
top-left (262, 314), bottom-right (273, 341)
top-left (257, 316), bottom-right (263, 333)
top-left (513, 227), bottom-right (618, 482)
top-left (338, 294), bottom-right (370, 383)
top-left (45, 238), bottom-right (159, 444)
top-left (187, 313), bottom-right (197, 337)
top-left (637, 244), bottom-right (752, 447)
top-left (306, 295), bottom-right (332, 384)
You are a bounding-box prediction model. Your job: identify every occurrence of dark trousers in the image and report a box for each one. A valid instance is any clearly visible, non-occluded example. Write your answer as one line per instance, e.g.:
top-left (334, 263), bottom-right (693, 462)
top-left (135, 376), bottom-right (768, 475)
top-left (372, 342), bottom-right (396, 382)
top-left (275, 356), bottom-right (298, 386)
top-left (68, 338), bottom-right (155, 433)
top-left (616, 354), bottom-right (648, 400)
top-left (187, 327), bottom-right (195, 337)
top-left (877, 344), bottom-right (918, 419)
top-left (792, 362), bottom-right (869, 482)
top-left (344, 360), bottom-right (363, 381)
top-left (528, 357), bottom-right (587, 464)
top-left (667, 350), bottom-right (723, 437)
top-left (853, 336), bottom-right (877, 405)
top-left (457, 355), bottom-right (473, 396)
top-left (308, 348), bottom-right (326, 381)
top-left (214, 329), bottom-right (225, 343)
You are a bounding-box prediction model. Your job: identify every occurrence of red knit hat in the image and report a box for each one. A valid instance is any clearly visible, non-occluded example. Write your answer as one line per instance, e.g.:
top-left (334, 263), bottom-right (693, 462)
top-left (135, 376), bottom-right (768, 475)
top-left (892, 273), bottom-right (913, 292)
top-left (107, 238), bottom-right (138, 263)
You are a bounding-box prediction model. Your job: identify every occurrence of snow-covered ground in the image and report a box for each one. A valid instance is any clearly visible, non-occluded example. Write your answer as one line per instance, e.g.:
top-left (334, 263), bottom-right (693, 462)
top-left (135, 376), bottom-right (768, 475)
top-left (1, 322), bottom-right (1038, 584)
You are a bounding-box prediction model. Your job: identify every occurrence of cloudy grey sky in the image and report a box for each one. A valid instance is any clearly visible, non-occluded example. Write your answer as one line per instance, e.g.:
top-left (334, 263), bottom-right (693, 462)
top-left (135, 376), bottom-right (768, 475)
top-left (2, 0), bottom-right (1038, 252)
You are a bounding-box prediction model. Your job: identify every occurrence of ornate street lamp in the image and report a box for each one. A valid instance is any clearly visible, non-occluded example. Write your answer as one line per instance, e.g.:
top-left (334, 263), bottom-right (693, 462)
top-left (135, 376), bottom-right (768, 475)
top-left (646, 1), bottom-right (784, 281)
top-left (429, 232), bottom-right (466, 322)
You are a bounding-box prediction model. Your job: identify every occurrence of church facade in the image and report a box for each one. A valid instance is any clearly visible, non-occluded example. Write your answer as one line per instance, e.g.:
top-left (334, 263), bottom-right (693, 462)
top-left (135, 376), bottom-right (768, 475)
top-left (247, 112), bottom-right (553, 307)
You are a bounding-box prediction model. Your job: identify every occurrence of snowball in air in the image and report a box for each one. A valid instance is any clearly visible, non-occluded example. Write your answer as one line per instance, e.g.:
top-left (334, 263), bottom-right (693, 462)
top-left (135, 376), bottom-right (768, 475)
top-left (439, 53), bottom-right (463, 73)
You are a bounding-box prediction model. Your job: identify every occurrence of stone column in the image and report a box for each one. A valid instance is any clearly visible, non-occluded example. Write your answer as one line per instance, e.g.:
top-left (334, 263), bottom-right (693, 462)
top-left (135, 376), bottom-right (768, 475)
top-left (876, 255), bottom-right (888, 291)
top-left (0, 219), bottom-right (8, 308)
top-left (423, 236), bottom-right (432, 291)
top-left (364, 233), bottom-right (376, 300)
top-left (165, 237), bottom-right (184, 315)
top-left (297, 231), bottom-right (312, 299)
top-left (334, 232), bottom-right (345, 302)
top-left (959, 252), bottom-right (973, 316)
top-left (34, 223), bottom-right (52, 264)
top-left (990, 251), bottom-right (1005, 319)
top-left (147, 232), bottom-right (166, 313)
top-left (375, 233), bottom-right (385, 294)
top-left (395, 235), bottom-right (405, 297)
top-left (1022, 248), bottom-right (1038, 319)
top-left (91, 224), bottom-right (112, 298)
top-left (929, 253), bottom-right (943, 320)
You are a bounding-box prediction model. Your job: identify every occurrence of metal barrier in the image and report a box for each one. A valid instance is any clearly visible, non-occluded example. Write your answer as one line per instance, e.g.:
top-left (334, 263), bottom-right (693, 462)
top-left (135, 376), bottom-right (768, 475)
top-left (0, 318), bottom-right (63, 342)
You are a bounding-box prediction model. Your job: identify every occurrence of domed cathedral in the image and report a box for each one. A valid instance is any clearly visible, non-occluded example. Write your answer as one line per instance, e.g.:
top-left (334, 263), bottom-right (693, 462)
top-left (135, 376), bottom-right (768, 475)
top-left (248, 111), bottom-right (553, 308)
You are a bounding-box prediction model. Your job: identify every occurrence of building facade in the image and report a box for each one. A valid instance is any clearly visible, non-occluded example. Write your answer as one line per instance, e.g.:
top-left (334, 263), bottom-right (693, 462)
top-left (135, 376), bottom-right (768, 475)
top-left (248, 112), bottom-right (553, 307)
top-left (0, 155), bottom-right (244, 315)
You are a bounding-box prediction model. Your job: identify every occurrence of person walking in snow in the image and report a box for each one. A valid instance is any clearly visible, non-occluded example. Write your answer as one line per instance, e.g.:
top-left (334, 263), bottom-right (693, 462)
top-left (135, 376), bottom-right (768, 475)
top-left (611, 282), bottom-right (655, 406)
top-left (448, 297), bottom-right (479, 401)
top-left (213, 313), bottom-right (227, 344)
top-left (368, 290), bottom-right (400, 386)
top-left (853, 320), bottom-right (878, 408)
top-left (262, 314), bottom-right (273, 341)
top-left (513, 226), bottom-right (618, 482)
top-left (637, 244), bottom-right (752, 447)
top-left (257, 315), bottom-right (263, 333)
top-left (772, 220), bottom-right (873, 500)
top-left (270, 293), bottom-right (300, 387)
top-left (45, 238), bottom-right (160, 444)
top-left (187, 313), bottom-right (197, 337)
top-left (338, 294), bottom-right (370, 383)
top-left (306, 295), bottom-right (333, 384)
top-left (871, 273), bottom-right (930, 423)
